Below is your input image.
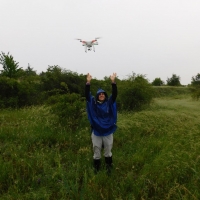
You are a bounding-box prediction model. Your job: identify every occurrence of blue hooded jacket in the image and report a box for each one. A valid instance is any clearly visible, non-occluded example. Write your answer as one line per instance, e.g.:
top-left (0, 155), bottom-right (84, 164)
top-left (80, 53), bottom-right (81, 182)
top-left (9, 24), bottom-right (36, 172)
top-left (86, 88), bottom-right (117, 136)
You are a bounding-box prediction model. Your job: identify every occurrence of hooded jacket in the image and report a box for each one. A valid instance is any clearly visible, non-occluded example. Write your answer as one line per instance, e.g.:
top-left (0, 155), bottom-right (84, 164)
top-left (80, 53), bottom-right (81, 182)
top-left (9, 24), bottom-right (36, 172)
top-left (85, 83), bottom-right (117, 136)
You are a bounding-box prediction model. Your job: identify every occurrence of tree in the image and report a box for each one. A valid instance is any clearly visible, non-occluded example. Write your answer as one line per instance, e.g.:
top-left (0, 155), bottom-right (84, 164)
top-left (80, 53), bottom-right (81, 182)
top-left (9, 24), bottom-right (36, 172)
top-left (25, 63), bottom-right (37, 76)
top-left (152, 78), bottom-right (164, 86)
top-left (118, 73), bottom-right (154, 111)
top-left (40, 65), bottom-right (63, 92)
top-left (47, 93), bottom-right (85, 131)
top-left (166, 74), bottom-right (181, 86)
top-left (191, 73), bottom-right (200, 86)
top-left (0, 52), bottom-right (22, 78)
top-left (40, 66), bottom-right (86, 97)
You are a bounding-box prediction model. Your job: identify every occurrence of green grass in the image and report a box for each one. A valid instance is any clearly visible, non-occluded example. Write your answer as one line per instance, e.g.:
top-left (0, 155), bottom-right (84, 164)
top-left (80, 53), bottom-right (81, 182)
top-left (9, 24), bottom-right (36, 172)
top-left (0, 96), bottom-right (200, 199)
top-left (152, 86), bottom-right (190, 98)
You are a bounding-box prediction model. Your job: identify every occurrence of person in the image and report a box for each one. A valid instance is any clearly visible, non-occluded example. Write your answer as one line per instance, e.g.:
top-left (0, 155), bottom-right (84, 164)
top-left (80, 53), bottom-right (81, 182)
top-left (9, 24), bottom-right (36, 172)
top-left (85, 73), bottom-right (117, 174)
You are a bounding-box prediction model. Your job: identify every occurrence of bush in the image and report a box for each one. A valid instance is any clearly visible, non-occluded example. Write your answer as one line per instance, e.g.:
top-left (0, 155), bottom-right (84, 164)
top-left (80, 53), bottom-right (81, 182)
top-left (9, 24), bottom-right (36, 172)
top-left (189, 85), bottom-right (200, 100)
top-left (0, 77), bottom-right (19, 108)
top-left (152, 77), bottom-right (164, 86)
top-left (40, 66), bottom-right (86, 96)
top-left (47, 93), bottom-right (86, 131)
top-left (190, 73), bottom-right (200, 100)
top-left (166, 74), bottom-right (181, 86)
top-left (118, 74), bottom-right (154, 111)
top-left (0, 77), bottom-right (41, 108)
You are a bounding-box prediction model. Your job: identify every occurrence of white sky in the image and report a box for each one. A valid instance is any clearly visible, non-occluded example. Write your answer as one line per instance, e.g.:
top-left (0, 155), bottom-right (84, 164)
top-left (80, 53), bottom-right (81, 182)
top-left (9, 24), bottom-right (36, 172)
top-left (1, 0), bottom-right (200, 85)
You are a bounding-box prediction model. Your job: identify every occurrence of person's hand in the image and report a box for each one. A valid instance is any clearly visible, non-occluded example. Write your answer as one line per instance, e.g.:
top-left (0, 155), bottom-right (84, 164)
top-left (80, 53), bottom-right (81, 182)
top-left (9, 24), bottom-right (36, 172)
top-left (110, 73), bottom-right (117, 83)
top-left (87, 73), bottom-right (92, 83)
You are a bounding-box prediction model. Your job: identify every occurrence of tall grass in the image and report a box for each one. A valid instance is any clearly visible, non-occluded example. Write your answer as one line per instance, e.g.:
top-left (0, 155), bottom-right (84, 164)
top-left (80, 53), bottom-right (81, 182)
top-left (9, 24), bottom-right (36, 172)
top-left (0, 96), bottom-right (200, 199)
top-left (153, 86), bottom-right (190, 98)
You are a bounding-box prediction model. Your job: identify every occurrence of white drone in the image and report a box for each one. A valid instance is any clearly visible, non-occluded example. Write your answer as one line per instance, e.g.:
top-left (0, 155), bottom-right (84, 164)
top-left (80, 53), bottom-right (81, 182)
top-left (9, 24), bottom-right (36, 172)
top-left (76, 37), bottom-right (101, 52)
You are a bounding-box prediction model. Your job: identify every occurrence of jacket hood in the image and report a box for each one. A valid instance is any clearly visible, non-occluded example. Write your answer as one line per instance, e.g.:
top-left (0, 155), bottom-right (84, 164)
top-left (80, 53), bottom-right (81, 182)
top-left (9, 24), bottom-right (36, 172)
top-left (96, 88), bottom-right (108, 101)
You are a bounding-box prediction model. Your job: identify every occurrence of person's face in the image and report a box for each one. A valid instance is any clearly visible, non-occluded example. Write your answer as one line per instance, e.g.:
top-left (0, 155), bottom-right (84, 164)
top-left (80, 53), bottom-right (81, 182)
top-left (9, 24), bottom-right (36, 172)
top-left (98, 92), bottom-right (105, 101)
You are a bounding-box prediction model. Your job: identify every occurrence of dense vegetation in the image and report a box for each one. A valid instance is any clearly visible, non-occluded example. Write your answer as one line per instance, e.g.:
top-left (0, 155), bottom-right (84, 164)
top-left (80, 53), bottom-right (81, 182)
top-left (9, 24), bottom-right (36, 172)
top-left (0, 52), bottom-right (199, 109)
top-left (0, 93), bottom-right (200, 199)
top-left (0, 51), bottom-right (200, 199)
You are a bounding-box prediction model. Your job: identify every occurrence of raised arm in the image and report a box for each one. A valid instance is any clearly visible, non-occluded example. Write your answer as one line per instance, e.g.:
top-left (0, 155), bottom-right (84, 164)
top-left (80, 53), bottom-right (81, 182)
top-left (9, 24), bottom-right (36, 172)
top-left (110, 73), bottom-right (117, 102)
top-left (85, 73), bottom-right (92, 102)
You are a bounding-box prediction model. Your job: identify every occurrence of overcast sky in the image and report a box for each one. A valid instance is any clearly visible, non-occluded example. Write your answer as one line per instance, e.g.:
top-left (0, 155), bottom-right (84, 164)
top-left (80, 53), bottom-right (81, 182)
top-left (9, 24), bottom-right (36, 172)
top-left (1, 0), bottom-right (200, 85)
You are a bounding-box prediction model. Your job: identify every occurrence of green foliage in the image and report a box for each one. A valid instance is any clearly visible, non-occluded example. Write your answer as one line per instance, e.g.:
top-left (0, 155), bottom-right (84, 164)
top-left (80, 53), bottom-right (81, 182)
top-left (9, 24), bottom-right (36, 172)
top-left (47, 93), bottom-right (86, 131)
top-left (40, 65), bottom-right (85, 97)
top-left (1, 51), bottom-right (199, 109)
top-left (0, 52), bottom-right (22, 78)
top-left (118, 73), bottom-right (154, 111)
top-left (40, 65), bottom-right (64, 92)
top-left (0, 76), bottom-right (41, 108)
top-left (0, 97), bottom-right (200, 199)
top-left (166, 74), bottom-right (181, 86)
top-left (25, 63), bottom-right (37, 76)
top-left (153, 86), bottom-right (190, 98)
top-left (17, 79), bottom-right (42, 106)
top-left (0, 77), bottom-right (19, 108)
top-left (152, 77), bottom-right (164, 86)
top-left (191, 73), bottom-right (200, 86)
top-left (189, 73), bottom-right (200, 100)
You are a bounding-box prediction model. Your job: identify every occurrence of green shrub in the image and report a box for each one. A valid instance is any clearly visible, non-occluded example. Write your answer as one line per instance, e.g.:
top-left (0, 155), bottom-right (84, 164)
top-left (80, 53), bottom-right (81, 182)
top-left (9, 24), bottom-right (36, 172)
top-left (190, 73), bottom-right (200, 100)
top-left (189, 85), bottom-right (200, 100)
top-left (152, 77), bottom-right (164, 86)
top-left (40, 66), bottom-right (85, 96)
top-left (118, 74), bottom-right (154, 111)
top-left (47, 93), bottom-right (86, 131)
top-left (0, 77), bottom-right (41, 108)
top-left (153, 86), bottom-right (190, 98)
top-left (0, 77), bottom-right (19, 108)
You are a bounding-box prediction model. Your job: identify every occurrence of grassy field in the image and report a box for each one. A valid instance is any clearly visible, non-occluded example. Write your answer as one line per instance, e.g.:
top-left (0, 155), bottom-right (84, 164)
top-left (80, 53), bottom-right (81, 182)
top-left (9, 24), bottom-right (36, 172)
top-left (0, 95), bottom-right (200, 199)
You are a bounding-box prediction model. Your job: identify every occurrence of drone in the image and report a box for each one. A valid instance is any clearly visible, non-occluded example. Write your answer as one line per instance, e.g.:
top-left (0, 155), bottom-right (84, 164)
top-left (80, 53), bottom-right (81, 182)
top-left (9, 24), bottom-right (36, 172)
top-left (76, 37), bottom-right (101, 52)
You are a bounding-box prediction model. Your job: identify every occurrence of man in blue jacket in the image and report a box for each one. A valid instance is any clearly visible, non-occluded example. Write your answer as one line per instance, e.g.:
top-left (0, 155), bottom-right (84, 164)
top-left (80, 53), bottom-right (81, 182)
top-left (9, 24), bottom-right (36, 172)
top-left (85, 73), bottom-right (117, 174)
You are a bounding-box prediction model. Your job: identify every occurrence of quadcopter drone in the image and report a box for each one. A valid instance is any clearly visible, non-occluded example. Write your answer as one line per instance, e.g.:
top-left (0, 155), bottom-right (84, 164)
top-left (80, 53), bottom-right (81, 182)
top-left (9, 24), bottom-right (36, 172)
top-left (76, 37), bottom-right (101, 52)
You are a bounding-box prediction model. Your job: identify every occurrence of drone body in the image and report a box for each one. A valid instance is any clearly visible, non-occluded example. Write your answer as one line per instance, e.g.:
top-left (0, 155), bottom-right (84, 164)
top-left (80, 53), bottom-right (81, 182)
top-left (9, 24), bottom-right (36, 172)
top-left (76, 37), bottom-right (101, 52)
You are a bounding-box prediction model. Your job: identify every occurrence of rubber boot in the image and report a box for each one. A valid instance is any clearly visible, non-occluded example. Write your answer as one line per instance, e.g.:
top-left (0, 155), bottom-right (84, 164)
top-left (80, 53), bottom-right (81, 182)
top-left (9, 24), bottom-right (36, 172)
top-left (105, 156), bottom-right (113, 176)
top-left (93, 159), bottom-right (101, 174)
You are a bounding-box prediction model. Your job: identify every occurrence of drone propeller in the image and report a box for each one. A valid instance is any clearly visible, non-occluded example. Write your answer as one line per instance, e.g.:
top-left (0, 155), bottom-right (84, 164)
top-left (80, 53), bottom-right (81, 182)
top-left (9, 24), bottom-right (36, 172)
top-left (95, 37), bottom-right (101, 40)
top-left (75, 38), bottom-right (82, 42)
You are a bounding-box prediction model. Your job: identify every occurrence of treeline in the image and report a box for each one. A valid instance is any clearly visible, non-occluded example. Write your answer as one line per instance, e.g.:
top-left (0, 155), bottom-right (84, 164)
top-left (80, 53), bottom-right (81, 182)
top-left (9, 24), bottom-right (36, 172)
top-left (0, 52), bottom-right (200, 110)
top-left (0, 65), bottom-right (86, 108)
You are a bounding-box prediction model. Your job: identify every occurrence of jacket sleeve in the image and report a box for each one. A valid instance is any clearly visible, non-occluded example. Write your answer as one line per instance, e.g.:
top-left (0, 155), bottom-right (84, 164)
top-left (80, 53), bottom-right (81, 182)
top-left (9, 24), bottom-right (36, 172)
top-left (111, 83), bottom-right (117, 102)
top-left (85, 83), bottom-right (90, 102)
